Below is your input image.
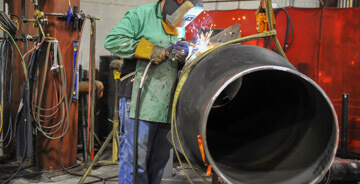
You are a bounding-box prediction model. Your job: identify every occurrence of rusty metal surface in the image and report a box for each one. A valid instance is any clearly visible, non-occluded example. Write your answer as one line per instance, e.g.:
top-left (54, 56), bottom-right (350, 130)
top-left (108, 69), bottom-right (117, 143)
top-left (38, 0), bottom-right (80, 170)
top-left (9, 0), bottom-right (80, 170)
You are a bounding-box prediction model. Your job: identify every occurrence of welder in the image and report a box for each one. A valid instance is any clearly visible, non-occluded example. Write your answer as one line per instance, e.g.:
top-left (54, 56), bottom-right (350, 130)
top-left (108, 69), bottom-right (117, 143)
top-left (104, 0), bottom-right (203, 183)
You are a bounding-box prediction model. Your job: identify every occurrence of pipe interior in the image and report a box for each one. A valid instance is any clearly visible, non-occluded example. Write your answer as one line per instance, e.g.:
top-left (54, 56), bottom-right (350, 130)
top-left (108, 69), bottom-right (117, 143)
top-left (206, 70), bottom-right (336, 183)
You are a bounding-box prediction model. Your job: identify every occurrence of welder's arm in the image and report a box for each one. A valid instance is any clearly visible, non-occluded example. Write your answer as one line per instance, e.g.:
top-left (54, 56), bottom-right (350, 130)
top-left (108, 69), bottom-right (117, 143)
top-left (104, 11), bottom-right (169, 64)
top-left (104, 11), bottom-right (140, 59)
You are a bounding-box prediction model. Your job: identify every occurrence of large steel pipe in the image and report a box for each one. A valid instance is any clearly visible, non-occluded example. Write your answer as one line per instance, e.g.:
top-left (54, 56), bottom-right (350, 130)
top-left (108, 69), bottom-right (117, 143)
top-left (175, 45), bottom-right (338, 184)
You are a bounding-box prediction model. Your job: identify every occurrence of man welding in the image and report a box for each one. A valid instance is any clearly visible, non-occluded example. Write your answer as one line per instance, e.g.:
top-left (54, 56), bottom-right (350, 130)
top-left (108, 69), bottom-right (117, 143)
top-left (104, 0), bottom-right (203, 183)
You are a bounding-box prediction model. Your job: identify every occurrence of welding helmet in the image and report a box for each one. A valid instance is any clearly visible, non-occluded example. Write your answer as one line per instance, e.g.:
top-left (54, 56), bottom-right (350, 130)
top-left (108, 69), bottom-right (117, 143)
top-left (162, 0), bottom-right (203, 28)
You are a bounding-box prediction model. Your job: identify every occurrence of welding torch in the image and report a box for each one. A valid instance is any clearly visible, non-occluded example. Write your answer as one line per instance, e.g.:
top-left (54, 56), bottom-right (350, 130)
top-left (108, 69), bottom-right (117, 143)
top-left (165, 41), bottom-right (195, 62)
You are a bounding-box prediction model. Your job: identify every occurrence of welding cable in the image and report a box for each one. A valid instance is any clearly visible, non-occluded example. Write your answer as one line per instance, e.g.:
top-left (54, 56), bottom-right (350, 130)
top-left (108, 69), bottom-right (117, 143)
top-left (0, 105), bottom-right (2, 134)
top-left (0, 105), bottom-right (12, 149)
top-left (22, 19), bottom-right (46, 60)
top-left (32, 43), bottom-right (64, 124)
top-left (0, 25), bottom-right (32, 184)
top-left (33, 14), bottom-right (88, 140)
top-left (32, 58), bottom-right (63, 124)
top-left (0, 40), bottom-right (4, 135)
top-left (1, 88), bottom-right (30, 184)
top-left (57, 137), bottom-right (105, 184)
top-left (0, 26), bottom-right (30, 145)
top-left (0, 13), bottom-right (17, 35)
top-left (264, 8), bottom-right (294, 53)
top-left (0, 164), bottom-right (79, 180)
top-left (9, 13), bottom-right (29, 62)
top-left (83, 175), bottom-right (118, 184)
top-left (1, 39), bottom-right (15, 147)
top-left (31, 44), bottom-right (60, 119)
top-left (32, 42), bottom-right (70, 139)
top-left (0, 39), bottom-right (14, 106)
top-left (1, 124), bottom-right (27, 184)
top-left (0, 26), bottom-right (29, 88)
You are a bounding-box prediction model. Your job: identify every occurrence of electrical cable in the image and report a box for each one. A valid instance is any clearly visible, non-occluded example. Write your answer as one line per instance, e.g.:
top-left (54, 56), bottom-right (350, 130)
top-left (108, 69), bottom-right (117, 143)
top-left (31, 14), bottom-right (87, 140)
top-left (1, 115), bottom-right (27, 184)
top-left (0, 27), bottom-right (29, 89)
top-left (0, 37), bottom-right (15, 148)
top-left (0, 105), bottom-right (2, 134)
top-left (27, 18), bottom-right (72, 139)
top-left (0, 25), bottom-right (31, 184)
top-left (264, 8), bottom-right (294, 53)
top-left (31, 40), bottom-right (69, 139)
top-left (22, 20), bottom-right (46, 60)
top-left (9, 13), bottom-right (29, 62)
top-left (0, 163), bottom-right (35, 174)
top-left (58, 137), bottom-right (105, 184)
top-left (0, 27), bottom-right (29, 151)
top-left (84, 175), bottom-right (118, 184)
top-left (132, 61), bottom-right (152, 184)
top-left (0, 12), bottom-right (17, 35)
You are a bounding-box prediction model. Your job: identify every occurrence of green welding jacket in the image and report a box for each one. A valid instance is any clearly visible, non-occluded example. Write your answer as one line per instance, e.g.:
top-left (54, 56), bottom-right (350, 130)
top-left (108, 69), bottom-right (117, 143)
top-left (104, 3), bottom-right (185, 123)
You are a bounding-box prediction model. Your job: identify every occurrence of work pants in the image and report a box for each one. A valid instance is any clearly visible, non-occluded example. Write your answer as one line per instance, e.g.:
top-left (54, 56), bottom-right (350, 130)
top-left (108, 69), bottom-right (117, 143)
top-left (118, 97), bottom-right (171, 184)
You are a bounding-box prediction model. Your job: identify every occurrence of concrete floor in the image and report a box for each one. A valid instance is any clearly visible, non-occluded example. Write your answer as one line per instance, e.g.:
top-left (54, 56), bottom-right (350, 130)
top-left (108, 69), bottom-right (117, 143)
top-left (0, 163), bottom-right (208, 184)
top-left (0, 149), bottom-right (210, 184)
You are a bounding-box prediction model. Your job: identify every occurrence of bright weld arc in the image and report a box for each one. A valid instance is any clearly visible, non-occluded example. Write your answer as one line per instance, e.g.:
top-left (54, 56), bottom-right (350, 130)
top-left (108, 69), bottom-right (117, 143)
top-left (186, 26), bottom-right (213, 61)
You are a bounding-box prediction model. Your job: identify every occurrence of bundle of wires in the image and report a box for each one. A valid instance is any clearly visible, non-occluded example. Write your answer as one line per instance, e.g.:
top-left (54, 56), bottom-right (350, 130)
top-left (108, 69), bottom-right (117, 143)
top-left (0, 12), bottom-right (17, 35)
top-left (31, 40), bottom-right (70, 140)
top-left (0, 22), bottom-right (30, 184)
top-left (0, 38), bottom-right (14, 149)
top-left (0, 13), bottom-right (17, 143)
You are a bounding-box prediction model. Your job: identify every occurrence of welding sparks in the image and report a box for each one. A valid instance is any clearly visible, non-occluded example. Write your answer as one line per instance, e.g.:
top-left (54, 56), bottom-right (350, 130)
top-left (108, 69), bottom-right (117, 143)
top-left (185, 26), bottom-right (214, 64)
top-left (195, 27), bottom-right (213, 53)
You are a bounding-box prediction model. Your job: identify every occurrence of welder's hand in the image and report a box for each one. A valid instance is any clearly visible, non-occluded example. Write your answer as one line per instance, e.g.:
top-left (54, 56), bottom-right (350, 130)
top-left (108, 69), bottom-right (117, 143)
top-left (150, 45), bottom-right (170, 65)
top-left (134, 37), bottom-right (170, 65)
top-left (172, 41), bottom-right (190, 62)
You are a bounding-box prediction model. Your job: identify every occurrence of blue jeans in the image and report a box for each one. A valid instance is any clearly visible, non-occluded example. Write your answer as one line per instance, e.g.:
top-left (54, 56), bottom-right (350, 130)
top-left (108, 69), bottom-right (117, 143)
top-left (118, 98), bottom-right (171, 184)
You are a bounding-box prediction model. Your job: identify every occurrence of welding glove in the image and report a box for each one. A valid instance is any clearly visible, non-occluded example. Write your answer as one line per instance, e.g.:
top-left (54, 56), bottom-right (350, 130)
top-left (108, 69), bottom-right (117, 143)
top-left (135, 37), bottom-right (170, 65)
top-left (172, 41), bottom-right (190, 62)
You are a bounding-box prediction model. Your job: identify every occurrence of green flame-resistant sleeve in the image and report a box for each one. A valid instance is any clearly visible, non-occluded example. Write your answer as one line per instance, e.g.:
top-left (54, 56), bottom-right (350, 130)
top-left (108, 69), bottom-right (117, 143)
top-left (104, 10), bottom-right (141, 59)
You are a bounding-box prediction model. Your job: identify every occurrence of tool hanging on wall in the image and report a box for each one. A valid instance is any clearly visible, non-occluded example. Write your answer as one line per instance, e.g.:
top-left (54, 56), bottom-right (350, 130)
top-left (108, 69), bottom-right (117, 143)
top-left (44, 6), bottom-right (86, 31)
top-left (72, 41), bottom-right (79, 101)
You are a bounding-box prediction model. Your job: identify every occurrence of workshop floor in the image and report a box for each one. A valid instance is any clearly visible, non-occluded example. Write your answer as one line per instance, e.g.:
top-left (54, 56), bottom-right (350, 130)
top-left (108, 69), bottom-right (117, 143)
top-left (0, 149), bottom-right (210, 184)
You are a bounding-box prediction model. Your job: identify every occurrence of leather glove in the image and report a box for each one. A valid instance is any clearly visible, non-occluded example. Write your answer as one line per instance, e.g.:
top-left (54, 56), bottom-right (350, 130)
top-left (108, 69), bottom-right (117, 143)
top-left (134, 37), bottom-right (170, 65)
top-left (172, 41), bottom-right (190, 62)
top-left (150, 45), bottom-right (170, 64)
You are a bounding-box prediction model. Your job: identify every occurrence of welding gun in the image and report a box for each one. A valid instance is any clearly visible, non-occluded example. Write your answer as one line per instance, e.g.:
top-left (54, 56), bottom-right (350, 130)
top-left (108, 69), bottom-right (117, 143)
top-left (165, 41), bottom-right (194, 62)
